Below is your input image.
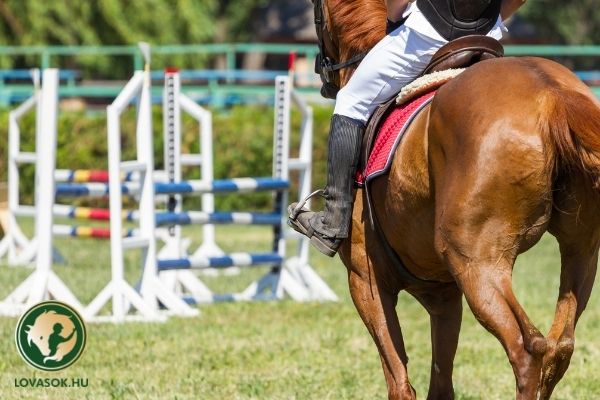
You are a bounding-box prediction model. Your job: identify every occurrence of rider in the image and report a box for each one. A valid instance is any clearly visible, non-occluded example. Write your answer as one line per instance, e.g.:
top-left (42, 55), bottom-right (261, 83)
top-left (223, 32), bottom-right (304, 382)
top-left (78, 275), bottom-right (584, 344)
top-left (289, 0), bottom-right (527, 257)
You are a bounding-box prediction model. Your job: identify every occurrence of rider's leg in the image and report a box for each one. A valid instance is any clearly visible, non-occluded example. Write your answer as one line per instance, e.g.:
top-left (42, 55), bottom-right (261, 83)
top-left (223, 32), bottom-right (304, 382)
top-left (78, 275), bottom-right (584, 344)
top-left (288, 114), bottom-right (364, 256)
top-left (288, 28), bottom-right (445, 256)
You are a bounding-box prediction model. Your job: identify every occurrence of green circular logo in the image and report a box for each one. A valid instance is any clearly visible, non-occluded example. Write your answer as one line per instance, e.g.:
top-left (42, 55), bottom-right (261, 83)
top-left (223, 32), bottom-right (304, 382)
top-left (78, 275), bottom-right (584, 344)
top-left (15, 301), bottom-right (86, 371)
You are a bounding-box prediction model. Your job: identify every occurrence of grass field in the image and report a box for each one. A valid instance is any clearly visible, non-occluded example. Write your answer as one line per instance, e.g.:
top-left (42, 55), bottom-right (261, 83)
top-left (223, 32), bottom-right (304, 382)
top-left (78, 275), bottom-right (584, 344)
top-left (0, 224), bottom-right (599, 399)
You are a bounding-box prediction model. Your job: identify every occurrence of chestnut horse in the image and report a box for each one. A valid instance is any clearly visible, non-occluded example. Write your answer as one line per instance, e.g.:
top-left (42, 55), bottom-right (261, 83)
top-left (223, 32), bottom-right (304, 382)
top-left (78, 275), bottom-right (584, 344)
top-left (319, 1), bottom-right (600, 399)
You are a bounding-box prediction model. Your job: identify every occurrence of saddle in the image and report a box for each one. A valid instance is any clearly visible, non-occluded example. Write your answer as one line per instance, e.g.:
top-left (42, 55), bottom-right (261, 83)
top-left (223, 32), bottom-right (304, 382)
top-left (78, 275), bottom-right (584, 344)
top-left (360, 35), bottom-right (504, 171)
top-left (358, 35), bottom-right (503, 286)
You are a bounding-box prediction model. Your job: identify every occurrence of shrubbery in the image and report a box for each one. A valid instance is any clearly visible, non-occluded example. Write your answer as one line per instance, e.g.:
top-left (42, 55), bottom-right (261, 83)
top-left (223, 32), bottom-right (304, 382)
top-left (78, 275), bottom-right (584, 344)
top-left (0, 103), bottom-right (333, 211)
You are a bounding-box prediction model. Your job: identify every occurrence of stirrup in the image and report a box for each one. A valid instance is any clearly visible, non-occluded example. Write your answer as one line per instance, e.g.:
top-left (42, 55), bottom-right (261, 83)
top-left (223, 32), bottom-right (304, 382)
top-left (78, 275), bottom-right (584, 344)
top-left (287, 210), bottom-right (342, 257)
top-left (288, 189), bottom-right (325, 220)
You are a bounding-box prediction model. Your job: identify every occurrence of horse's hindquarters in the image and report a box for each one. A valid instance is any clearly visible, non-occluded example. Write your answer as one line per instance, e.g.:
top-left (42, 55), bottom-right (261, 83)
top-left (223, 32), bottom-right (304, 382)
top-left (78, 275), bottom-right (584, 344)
top-left (426, 57), bottom-right (600, 398)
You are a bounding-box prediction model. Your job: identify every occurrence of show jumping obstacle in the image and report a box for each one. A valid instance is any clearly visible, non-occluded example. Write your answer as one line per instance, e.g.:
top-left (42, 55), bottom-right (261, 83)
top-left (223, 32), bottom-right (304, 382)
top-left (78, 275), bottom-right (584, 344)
top-left (0, 51), bottom-right (336, 322)
top-left (86, 63), bottom-right (336, 322)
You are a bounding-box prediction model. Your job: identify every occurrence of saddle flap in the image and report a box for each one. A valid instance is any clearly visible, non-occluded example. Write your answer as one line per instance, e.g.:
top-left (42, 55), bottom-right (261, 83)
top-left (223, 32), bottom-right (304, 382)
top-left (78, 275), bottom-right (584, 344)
top-left (360, 97), bottom-right (397, 175)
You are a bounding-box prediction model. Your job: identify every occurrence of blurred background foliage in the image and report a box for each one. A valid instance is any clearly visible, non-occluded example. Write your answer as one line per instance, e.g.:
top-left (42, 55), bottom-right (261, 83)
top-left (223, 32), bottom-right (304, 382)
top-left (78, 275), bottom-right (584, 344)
top-left (0, 1), bottom-right (598, 206)
top-left (0, 1), bottom-right (597, 49)
top-left (0, 1), bottom-right (597, 75)
top-left (520, 0), bottom-right (600, 44)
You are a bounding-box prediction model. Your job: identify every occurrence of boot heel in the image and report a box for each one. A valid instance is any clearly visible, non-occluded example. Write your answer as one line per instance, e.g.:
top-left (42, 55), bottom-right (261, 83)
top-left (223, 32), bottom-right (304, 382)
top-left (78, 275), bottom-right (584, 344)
top-left (310, 236), bottom-right (340, 257)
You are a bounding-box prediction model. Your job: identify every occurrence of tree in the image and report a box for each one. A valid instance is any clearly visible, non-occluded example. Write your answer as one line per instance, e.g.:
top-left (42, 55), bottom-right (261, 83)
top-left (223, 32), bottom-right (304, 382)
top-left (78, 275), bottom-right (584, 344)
top-left (214, 0), bottom-right (272, 42)
top-left (520, 0), bottom-right (600, 44)
top-left (0, 0), bottom-right (218, 76)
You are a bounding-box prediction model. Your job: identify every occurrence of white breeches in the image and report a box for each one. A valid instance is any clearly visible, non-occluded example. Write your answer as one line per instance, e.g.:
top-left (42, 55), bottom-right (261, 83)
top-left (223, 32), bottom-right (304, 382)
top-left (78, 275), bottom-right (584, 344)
top-left (333, 26), bottom-right (445, 123)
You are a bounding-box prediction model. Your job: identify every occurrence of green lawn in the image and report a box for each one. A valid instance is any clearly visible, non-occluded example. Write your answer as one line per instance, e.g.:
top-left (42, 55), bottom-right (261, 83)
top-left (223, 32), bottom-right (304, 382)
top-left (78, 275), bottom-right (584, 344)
top-left (0, 226), bottom-right (598, 399)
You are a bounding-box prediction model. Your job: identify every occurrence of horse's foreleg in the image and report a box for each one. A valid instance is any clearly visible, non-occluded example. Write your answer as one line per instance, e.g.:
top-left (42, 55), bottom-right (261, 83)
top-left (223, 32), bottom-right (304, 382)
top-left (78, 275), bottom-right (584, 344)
top-left (348, 270), bottom-right (416, 400)
top-left (411, 284), bottom-right (462, 400)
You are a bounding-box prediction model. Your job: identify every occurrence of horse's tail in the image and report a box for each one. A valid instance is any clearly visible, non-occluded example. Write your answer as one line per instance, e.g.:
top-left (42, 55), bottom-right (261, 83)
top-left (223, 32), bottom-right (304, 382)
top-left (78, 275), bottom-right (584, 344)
top-left (541, 88), bottom-right (600, 191)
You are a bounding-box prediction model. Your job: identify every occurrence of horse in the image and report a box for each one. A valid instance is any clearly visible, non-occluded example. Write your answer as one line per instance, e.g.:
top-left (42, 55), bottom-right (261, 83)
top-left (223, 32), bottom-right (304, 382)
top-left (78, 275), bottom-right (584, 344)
top-left (316, 1), bottom-right (600, 399)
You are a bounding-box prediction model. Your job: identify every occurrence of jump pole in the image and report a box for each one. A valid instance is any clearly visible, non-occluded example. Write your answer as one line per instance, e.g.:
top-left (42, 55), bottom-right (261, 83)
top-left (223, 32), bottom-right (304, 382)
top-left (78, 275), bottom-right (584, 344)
top-left (236, 76), bottom-right (337, 302)
top-left (0, 69), bottom-right (84, 317)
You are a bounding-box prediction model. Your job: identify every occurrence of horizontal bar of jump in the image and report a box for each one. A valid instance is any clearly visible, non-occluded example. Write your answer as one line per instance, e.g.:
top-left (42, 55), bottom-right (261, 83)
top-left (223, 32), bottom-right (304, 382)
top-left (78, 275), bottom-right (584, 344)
top-left (55, 182), bottom-right (128, 197)
top-left (122, 236), bottom-right (149, 250)
top-left (181, 292), bottom-right (281, 304)
top-left (120, 161), bottom-right (147, 173)
top-left (155, 211), bottom-right (282, 226)
top-left (54, 169), bottom-right (138, 183)
top-left (287, 159), bottom-right (310, 170)
top-left (52, 224), bottom-right (137, 239)
top-left (16, 204), bottom-right (281, 226)
top-left (154, 178), bottom-right (289, 195)
top-left (14, 204), bottom-right (134, 221)
top-left (53, 205), bottom-right (135, 221)
top-left (13, 152), bottom-right (37, 164)
top-left (179, 154), bottom-right (203, 166)
top-left (55, 177), bottom-right (289, 197)
top-left (157, 252), bottom-right (283, 270)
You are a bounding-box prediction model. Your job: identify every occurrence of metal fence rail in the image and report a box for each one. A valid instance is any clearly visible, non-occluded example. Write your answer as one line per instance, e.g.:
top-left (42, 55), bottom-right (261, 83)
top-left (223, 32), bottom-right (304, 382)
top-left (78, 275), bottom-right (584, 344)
top-left (0, 43), bottom-right (598, 106)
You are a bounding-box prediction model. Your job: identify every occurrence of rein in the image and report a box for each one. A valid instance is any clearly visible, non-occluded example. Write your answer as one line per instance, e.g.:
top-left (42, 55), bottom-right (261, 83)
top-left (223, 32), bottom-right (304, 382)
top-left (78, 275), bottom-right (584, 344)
top-left (312, 0), bottom-right (367, 98)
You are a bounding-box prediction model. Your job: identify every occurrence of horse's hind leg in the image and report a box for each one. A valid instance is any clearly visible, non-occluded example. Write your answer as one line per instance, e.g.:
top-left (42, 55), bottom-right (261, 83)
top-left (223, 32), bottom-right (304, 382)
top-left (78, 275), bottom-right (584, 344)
top-left (431, 139), bottom-right (552, 398)
top-left (411, 284), bottom-right (463, 400)
top-left (540, 182), bottom-right (600, 399)
top-left (438, 238), bottom-right (547, 399)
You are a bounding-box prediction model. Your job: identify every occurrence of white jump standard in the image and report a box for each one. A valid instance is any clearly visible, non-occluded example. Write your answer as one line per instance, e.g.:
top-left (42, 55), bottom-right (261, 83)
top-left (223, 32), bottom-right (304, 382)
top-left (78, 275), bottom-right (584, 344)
top-left (0, 70), bottom-right (85, 317)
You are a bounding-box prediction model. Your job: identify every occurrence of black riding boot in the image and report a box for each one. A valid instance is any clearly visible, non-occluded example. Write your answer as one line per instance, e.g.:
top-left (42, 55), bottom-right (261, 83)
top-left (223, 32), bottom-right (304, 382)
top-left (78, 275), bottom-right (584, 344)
top-left (288, 114), bottom-right (363, 256)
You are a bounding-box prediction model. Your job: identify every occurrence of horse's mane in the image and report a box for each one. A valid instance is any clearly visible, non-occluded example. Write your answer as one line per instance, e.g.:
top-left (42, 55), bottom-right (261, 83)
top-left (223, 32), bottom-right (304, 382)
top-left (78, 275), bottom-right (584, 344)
top-left (327, 0), bottom-right (387, 55)
top-left (326, 0), bottom-right (387, 82)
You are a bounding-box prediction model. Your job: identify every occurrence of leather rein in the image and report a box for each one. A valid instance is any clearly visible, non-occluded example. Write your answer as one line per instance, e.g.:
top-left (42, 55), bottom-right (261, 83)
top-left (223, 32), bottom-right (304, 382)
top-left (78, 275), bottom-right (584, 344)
top-left (312, 0), bottom-right (367, 98)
